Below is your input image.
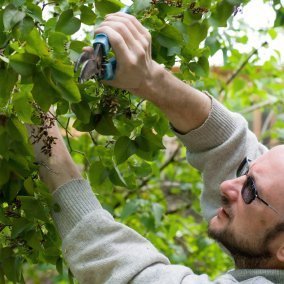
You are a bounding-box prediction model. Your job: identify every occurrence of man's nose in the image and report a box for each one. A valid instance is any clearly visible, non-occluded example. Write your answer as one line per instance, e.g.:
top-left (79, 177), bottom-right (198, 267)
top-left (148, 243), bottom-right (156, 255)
top-left (220, 176), bottom-right (245, 202)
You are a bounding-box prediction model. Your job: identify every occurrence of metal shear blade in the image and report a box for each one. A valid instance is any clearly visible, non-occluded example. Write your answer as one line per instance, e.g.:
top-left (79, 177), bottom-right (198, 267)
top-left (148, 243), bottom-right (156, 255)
top-left (75, 44), bottom-right (104, 83)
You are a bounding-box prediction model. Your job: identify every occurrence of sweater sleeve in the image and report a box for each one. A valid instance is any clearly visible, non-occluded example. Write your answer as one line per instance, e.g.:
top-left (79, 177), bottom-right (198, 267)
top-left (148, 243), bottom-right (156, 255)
top-left (173, 97), bottom-right (268, 221)
top-left (52, 179), bottom-right (222, 284)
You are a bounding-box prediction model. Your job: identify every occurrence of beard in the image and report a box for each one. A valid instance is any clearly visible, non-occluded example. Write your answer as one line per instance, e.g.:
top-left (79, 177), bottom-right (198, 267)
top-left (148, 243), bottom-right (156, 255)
top-left (208, 221), bottom-right (272, 269)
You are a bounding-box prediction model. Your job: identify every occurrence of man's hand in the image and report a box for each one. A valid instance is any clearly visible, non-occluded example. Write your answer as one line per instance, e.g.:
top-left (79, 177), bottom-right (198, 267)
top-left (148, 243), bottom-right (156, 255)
top-left (88, 12), bottom-right (211, 134)
top-left (86, 12), bottom-right (160, 97)
top-left (27, 120), bottom-right (82, 193)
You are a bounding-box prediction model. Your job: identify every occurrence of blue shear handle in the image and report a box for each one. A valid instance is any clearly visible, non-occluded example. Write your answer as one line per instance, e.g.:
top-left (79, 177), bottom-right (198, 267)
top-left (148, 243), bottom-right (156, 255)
top-left (120, 6), bottom-right (131, 13)
top-left (92, 5), bottom-right (131, 80)
top-left (92, 33), bottom-right (110, 56)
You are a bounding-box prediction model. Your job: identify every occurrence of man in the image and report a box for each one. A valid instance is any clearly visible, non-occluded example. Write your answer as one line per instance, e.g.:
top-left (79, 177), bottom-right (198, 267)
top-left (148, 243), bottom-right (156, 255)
top-left (33, 13), bottom-right (284, 283)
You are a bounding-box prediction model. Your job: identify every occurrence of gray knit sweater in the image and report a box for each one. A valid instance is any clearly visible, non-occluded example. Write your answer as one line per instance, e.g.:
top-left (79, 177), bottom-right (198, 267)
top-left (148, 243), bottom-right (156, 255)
top-left (52, 98), bottom-right (284, 283)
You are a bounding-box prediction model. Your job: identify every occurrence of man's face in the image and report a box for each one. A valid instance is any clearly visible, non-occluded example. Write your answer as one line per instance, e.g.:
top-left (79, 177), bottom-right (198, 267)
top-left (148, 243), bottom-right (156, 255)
top-left (208, 146), bottom-right (284, 268)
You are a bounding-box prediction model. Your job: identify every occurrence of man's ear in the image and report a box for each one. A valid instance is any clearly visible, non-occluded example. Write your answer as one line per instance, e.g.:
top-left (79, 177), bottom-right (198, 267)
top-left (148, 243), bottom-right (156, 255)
top-left (276, 239), bottom-right (284, 263)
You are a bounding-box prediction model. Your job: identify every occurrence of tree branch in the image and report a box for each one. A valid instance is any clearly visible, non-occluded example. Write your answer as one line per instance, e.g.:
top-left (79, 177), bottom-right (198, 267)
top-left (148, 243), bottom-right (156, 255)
top-left (219, 41), bottom-right (268, 102)
top-left (139, 145), bottom-right (181, 189)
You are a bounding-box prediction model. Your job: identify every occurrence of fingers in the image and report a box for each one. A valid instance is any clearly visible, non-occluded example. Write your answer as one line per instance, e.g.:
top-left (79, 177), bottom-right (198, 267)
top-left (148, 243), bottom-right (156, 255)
top-left (113, 12), bottom-right (150, 40)
top-left (95, 12), bottom-right (151, 55)
top-left (94, 25), bottom-right (129, 60)
top-left (96, 20), bottom-right (137, 51)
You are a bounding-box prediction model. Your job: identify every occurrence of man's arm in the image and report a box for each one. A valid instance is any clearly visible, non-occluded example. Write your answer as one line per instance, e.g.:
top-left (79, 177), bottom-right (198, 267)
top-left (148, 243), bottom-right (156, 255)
top-left (94, 12), bottom-right (211, 134)
top-left (31, 122), bottom-right (216, 283)
top-left (93, 12), bottom-right (268, 220)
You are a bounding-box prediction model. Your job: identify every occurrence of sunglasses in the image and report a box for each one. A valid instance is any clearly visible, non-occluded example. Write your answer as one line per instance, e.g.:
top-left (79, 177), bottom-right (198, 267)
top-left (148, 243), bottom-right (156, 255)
top-left (236, 157), bottom-right (279, 214)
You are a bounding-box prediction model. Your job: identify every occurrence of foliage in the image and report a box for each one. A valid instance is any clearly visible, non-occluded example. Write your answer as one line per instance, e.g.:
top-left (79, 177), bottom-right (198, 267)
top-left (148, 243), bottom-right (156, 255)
top-left (0, 0), bottom-right (283, 282)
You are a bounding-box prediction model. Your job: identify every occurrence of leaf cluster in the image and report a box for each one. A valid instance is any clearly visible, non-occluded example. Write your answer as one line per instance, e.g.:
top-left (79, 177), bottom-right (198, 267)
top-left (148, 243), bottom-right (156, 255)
top-left (0, 0), bottom-right (283, 282)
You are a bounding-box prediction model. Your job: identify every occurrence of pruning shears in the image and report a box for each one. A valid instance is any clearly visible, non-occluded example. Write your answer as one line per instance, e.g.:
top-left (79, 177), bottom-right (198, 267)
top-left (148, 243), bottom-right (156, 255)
top-left (75, 6), bottom-right (131, 83)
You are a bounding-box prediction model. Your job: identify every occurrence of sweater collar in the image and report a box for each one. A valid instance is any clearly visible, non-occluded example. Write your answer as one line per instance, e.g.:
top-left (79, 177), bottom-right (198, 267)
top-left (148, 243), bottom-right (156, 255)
top-left (229, 269), bottom-right (284, 284)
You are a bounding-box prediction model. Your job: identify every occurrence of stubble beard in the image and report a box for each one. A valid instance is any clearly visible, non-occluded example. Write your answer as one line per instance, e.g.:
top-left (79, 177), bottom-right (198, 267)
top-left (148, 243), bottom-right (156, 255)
top-left (207, 216), bottom-right (272, 269)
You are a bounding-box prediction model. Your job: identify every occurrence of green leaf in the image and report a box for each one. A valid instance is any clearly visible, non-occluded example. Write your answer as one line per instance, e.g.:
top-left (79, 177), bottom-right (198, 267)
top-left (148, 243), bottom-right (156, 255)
top-left (32, 70), bottom-right (58, 112)
top-left (89, 161), bottom-right (109, 186)
top-left (26, 2), bottom-right (43, 23)
top-left (9, 53), bottom-right (39, 76)
top-left (48, 32), bottom-right (68, 54)
top-left (188, 22), bottom-right (208, 49)
top-left (3, 4), bottom-right (25, 31)
top-left (152, 203), bottom-right (163, 227)
top-left (11, 218), bottom-right (32, 238)
top-left (95, 0), bottom-right (124, 16)
top-left (71, 101), bottom-right (91, 123)
top-left (0, 68), bottom-right (18, 107)
top-left (189, 56), bottom-right (209, 77)
top-left (80, 6), bottom-right (96, 25)
top-left (132, 0), bottom-right (151, 13)
top-left (74, 114), bottom-right (119, 135)
top-left (274, 9), bottom-right (284, 27)
top-left (121, 200), bottom-right (139, 220)
top-left (51, 61), bottom-right (74, 82)
top-left (25, 229), bottom-right (42, 250)
top-left (18, 196), bottom-right (49, 222)
top-left (26, 28), bottom-right (49, 57)
top-left (15, 16), bottom-right (34, 41)
top-left (114, 136), bottom-right (136, 164)
top-left (136, 128), bottom-right (165, 151)
top-left (0, 11), bottom-right (8, 47)
top-left (94, 114), bottom-right (119, 136)
top-left (13, 85), bottom-right (33, 123)
top-left (23, 176), bottom-right (35, 195)
top-left (57, 80), bottom-right (81, 103)
top-left (210, 2), bottom-right (234, 27)
top-left (0, 265), bottom-right (4, 284)
top-left (55, 9), bottom-right (81, 35)
top-left (2, 255), bottom-right (22, 283)
top-left (108, 165), bottom-right (127, 187)
top-left (156, 24), bottom-right (183, 49)
top-left (130, 161), bottom-right (152, 178)
top-left (56, 258), bottom-right (63, 275)
top-left (205, 36), bottom-right (221, 56)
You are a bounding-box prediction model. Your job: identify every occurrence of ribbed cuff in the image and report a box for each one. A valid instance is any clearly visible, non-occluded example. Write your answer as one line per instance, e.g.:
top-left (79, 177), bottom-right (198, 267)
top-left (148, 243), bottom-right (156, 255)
top-left (173, 97), bottom-right (243, 153)
top-left (52, 179), bottom-right (102, 238)
top-left (229, 269), bottom-right (284, 284)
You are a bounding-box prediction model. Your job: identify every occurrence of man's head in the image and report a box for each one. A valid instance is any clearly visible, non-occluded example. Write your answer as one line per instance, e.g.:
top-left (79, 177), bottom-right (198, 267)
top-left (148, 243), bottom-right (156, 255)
top-left (208, 145), bottom-right (284, 269)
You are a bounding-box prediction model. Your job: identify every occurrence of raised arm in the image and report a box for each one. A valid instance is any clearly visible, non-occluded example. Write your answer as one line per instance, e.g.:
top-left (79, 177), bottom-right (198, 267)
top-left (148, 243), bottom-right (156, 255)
top-left (94, 12), bottom-right (211, 134)
top-left (93, 13), bottom-right (268, 220)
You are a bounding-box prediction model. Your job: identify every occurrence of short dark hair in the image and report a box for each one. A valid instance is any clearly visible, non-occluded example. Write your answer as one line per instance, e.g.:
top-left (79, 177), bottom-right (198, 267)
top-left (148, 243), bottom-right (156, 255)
top-left (264, 222), bottom-right (284, 246)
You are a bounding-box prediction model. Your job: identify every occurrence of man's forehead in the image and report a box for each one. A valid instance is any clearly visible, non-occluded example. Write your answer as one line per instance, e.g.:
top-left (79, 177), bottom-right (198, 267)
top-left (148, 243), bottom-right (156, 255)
top-left (252, 146), bottom-right (284, 201)
top-left (254, 145), bottom-right (284, 167)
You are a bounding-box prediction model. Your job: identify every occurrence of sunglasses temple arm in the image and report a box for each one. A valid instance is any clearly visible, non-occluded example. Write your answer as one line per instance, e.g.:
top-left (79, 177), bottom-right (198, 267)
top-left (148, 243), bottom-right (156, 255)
top-left (267, 204), bottom-right (280, 215)
top-left (257, 196), bottom-right (279, 215)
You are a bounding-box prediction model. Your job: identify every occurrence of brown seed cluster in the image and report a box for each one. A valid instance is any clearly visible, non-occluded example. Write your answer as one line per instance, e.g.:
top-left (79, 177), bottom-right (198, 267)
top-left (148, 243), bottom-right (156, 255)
top-left (30, 104), bottom-right (57, 157)
top-left (150, 1), bottom-right (209, 14)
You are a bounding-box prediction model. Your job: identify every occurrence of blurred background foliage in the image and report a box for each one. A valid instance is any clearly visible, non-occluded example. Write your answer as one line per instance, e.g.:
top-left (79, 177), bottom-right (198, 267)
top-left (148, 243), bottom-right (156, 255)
top-left (0, 0), bottom-right (283, 282)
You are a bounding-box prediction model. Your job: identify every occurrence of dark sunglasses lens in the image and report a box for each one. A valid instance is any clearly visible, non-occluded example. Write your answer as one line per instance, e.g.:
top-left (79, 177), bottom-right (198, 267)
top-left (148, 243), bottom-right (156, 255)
top-left (237, 158), bottom-right (249, 177)
top-left (241, 177), bottom-right (255, 204)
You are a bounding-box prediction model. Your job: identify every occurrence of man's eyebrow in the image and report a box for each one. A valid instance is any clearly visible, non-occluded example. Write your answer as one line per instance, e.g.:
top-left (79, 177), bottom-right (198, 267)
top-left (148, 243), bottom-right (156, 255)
top-left (248, 165), bottom-right (264, 195)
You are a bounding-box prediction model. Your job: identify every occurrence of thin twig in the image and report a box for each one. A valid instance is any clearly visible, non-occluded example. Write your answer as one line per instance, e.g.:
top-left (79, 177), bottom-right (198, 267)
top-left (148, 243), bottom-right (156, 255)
top-left (261, 110), bottom-right (274, 136)
top-left (89, 132), bottom-right (98, 146)
top-left (135, 99), bottom-right (145, 112)
top-left (64, 118), bottom-right (90, 165)
top-left (139, 145), bottom-right (181, 188)
top-left (219, 41), bottom-right (268, 102)
top-left (240, 98), bottom-right (278, 114)
top-left (34, 161), bottom-right (58, 174)
top-left (48, 111), bottom-right (73, 137)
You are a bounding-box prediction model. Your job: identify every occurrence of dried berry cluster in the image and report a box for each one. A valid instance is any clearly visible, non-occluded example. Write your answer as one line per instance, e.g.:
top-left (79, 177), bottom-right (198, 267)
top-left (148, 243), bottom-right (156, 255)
top-left (151, 0), bottom-right (183, 7)
top-left (100, 95), bottom-right (120, 114)
top-left (189, 2), bottom-right (208, 14)
top-left (30, 104), bottom-right (57, 157)
top-left (151, 1), bottom-right (209, 14)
